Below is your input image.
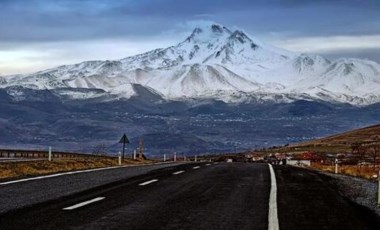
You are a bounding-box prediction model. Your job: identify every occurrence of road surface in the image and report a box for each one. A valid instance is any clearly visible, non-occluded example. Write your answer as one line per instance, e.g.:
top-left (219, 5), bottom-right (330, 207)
top-left (0, 162), bottom-right (379, 230)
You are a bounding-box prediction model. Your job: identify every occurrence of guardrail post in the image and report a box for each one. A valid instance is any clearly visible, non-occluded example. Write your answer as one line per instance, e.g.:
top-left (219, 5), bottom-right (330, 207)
top-left (195, 155), bottom-right (197, 162)
top-left (378, 170), bottom-right (380, 206)
top-left (335, 158), bottom-right (338, 174)
top-left (48, 147), bottom-right (52, 162)
top-left (133, 150), bottom-right (137, 160)
top-left (163, 154), bottom-right (166, 162)
top-left (174, 152), bottom-right (177, 162)
top-left (118, 152), bottom-right (122, 166)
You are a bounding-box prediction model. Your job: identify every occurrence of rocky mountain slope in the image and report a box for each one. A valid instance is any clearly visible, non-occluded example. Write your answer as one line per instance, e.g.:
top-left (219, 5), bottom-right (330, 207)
top-left (1, 23), bottom-right (380, 105)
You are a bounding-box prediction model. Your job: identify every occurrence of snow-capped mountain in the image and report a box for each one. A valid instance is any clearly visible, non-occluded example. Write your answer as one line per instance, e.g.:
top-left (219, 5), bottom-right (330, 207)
top-left (1, 23), bottom-right (380, 105)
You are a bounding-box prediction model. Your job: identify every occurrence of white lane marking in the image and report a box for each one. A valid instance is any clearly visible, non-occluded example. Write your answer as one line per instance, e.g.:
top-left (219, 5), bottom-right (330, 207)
top-left (173, 170), bottom-right (185, 175)
top-left (63, 197), bottom-right (105, 210)
top-left (268, 164), bottom-right (279, 230)
top-left (206, 164), bottom-right (211, 166)
top-left (0, 161), bottom-right (181, 186)
top-left (139, 179), bottom-right (159, 186)
top-left (0, 166), bottom-right (122, 185)
top-left (193, 166), bottom-right (200, 169)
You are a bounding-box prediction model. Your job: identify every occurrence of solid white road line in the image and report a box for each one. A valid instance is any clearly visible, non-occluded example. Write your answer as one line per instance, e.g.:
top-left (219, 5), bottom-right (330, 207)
top-left (0, 166), bottom-right (124, 185)
top-left (193, 166), bottom-right (200, 169)
top-left (139, 179), bottom-right (159, 186)
top-left (173, 170), bottom-right (185, 175)
top-left (63, 197), bottom-right (105, 210)
top-left (206, 164), bottom-right (211, 166)
top-left (268, 164), bottom-right (279, 230)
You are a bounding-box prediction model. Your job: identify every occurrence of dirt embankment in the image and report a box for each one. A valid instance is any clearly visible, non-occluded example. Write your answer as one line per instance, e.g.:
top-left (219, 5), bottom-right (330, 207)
top-left (0, 158), bottom-right (154, 181)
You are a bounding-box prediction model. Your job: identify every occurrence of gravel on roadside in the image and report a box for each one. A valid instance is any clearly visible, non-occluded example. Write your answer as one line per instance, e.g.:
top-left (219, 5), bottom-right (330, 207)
top-left (318, 170), bottom-right (380, 216)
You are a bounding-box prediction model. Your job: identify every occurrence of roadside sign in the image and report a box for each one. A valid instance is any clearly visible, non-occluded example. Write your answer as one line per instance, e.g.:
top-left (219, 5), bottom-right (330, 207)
top-left (119, 134), bottom-right (130, 144)
top-left (119, 134), bottom-right (130, 160)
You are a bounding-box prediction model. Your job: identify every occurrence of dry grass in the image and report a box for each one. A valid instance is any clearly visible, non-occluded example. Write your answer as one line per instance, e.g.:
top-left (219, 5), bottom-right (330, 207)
top-left (289, 124), bottom-right (380, 153)
top-left (257, 124), bottom-right (380, 155)
top-left (0, 157), bottom-right (155, 180)
top-left (311, 163), bottom-right (380, 180)
top-left (299, 124), bottom-right (380, 146)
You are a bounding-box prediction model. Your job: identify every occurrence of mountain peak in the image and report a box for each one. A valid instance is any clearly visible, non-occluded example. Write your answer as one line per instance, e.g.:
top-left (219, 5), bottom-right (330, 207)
top-left (229, 30), bottom-right (252, 44)
top-left (185, 23), bottom-right (232, 43)
top-left (211, 24), bottom-right (231, 34)
top-left (185, 24), bottom-right (261, 51)
top-left (3, 23), bottom-right (380, 106)
top-left (192, 23), bottom-right (231, 34)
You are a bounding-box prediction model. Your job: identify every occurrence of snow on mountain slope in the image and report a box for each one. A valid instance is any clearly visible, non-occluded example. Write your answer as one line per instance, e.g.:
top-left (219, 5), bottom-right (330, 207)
top-left (1, 23), bottom-right (380, 105)
top-left (288, 58), bottom-right (380, 103)
top-left (141, 64), bottom-right (263, 98)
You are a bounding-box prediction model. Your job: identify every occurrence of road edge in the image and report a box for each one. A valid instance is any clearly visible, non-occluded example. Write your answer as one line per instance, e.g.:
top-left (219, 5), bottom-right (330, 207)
top-left (268, 164), bottom-right (279, 230)
top-left (0, 161), bottom-right (179, 185)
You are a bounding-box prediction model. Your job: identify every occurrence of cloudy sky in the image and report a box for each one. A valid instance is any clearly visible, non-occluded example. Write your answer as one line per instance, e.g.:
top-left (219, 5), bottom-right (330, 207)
top-left (1, 0), bottom-right (379, 75)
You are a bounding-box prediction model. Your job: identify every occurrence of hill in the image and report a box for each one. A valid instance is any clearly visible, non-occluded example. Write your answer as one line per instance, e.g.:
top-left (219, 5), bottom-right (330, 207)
top-left (267, 124), bottom-right (380, 154)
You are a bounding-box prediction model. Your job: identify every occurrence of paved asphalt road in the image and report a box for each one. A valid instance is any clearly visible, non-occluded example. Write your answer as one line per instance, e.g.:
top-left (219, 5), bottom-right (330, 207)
top-left (1, 162), bottom-right (380, 230)
top-left (0, 162), bottom-right (184, 214)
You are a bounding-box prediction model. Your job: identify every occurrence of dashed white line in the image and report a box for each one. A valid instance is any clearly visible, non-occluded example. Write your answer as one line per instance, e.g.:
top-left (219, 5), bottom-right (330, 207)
top-left (205, 164), bottom-right (211, 166)
top-left (139, 179), bottom-right (159, 186)
top-left (173, 170), bottom-right (185, 175)
top-left (63, 197), bottom-right (105, 210)
top-left (268, 164), bottom-right (279, 230)
top-left (193, 166), bottom-right (200, 169)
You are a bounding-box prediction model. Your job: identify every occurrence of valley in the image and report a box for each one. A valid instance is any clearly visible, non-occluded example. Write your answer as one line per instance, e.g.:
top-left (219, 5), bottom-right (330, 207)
top-left (1, 86), bottom-right (379, 155)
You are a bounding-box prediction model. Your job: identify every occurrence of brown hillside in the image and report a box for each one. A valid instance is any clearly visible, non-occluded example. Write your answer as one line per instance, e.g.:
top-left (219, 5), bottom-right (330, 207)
top-left (264, 124), bottom-right (380, 154)
top-left (296, 124), bottom-right (380, 147)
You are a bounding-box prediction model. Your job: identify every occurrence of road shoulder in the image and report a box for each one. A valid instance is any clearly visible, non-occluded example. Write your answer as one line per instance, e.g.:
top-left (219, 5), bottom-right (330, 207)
top-left (274, 165), bottom-right (380, 230)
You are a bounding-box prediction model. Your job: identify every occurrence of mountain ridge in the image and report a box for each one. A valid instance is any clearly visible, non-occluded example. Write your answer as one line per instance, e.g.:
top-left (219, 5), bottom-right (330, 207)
top-left (1, 23), bottom-right (380, 105)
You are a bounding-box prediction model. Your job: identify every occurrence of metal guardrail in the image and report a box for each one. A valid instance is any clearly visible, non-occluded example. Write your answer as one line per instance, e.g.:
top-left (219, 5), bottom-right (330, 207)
top-left (0, 149), bottom-right (114, 159)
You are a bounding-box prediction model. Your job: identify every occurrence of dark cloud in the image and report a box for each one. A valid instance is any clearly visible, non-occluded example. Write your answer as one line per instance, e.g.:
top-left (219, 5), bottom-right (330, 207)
top-left (0, 0), bottom-right (379, 74)
top-left (0, 0), bottom-right (179, 42)
top-left (0, 0), bottom-right (379, 42)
